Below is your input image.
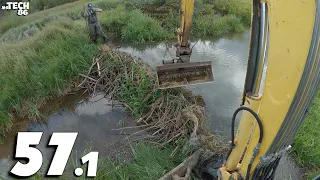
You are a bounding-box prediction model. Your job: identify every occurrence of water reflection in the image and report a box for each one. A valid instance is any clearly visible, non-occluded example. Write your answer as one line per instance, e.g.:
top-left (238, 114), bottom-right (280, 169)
top-left (0, 93), bottom-right (141, 179)
top-left (120, 31), bottom-right (250, 137)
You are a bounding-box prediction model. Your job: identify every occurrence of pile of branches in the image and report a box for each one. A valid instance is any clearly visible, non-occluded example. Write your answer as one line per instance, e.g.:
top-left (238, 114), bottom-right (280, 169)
top-left (78, 45), bottom-right (223, 149)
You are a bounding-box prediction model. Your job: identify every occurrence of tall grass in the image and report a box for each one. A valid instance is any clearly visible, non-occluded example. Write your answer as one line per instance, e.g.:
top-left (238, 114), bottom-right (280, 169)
top-left (292, 92), bottom-right (320, 179)
top-left (1, 0), bottom-right (250, 43)
top-left (99, 5), bottom-right (130, 37)
top-left (0, 0), bottom-right (120, 35)
top-left (211, 0), bottom-right (251, 25)
top-left (93, 142), bottom-right (190, 180)
top-left (30, 0), bottom-right (77, 12)
top-left (104, 58), bottom-right (162, 117)
top-left (100, 6), bottom-right (172, 44)
top-left (121, 10), bottom-right (171, 44)
top-left (193, 14), bottom-right (244, 37)
top-left (0, 17), bottom-right (98, 136)
top-left (0, 0), bottom-right (85, 34)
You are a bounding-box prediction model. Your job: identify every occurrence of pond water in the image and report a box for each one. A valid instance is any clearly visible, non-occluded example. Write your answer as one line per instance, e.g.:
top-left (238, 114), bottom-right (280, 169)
top-left (119, 32), bottom-right (250, 137)
top-left (0, 93), bottom-right (145, 179)
top-left (0, 31), bottom-right (303, 179)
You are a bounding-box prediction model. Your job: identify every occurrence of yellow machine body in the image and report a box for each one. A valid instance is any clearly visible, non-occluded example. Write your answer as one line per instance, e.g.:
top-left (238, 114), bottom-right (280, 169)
top-left (218, 0), bottom-right (319, 179)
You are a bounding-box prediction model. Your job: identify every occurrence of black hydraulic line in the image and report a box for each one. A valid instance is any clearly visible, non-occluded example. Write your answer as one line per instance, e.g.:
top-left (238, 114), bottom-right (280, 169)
top-left (226, 106), bottom-right (264, 180)
top-left (226, 106), bottom-right (263, 158)
top-left (242, 0), bottom-right (261, 103)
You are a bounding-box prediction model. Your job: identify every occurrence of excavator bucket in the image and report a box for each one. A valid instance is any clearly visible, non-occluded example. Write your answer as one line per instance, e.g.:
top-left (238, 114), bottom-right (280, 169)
top-left (156, 61), bottom-right (214, 89)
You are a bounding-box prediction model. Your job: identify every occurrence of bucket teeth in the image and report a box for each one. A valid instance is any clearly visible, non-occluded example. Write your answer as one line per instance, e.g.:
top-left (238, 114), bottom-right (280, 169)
top-left (156, 61), bottom-right (214, 89)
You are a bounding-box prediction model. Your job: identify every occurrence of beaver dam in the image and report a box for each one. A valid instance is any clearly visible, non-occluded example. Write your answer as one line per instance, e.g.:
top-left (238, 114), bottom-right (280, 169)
top-left (77, 44), bottom-right (229, 178)
top-left (0, 45), bottom-right (226, 179)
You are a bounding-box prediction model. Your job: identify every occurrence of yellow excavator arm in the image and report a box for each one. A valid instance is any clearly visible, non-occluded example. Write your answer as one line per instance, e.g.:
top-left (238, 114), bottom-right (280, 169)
top-left (218, 0), bottom-right (320, 179)
top-left (157, 0), bottom-right (319, 179)
top-left (176, 0), bottom-right (194, 55)
top-left (156, 0), bottom-right (214, 89)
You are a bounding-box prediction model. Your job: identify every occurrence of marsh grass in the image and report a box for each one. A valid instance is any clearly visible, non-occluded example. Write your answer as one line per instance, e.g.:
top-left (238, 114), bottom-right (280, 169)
top-left (87, 142), bottom-right (189, 180)
top-left (193, 14), bottom-right (244, 37)
top-left (0, 18), bottom-right (98, 136)
top-left (1, 0), bottom-right (248, 44)
top-left (211, 0), bottom-right (251, 25)
top-left (45, 141), bottom-right (190, 180)
top-left (121, 10), bottom-right (171, 44)
top-left (292, 92), bottom-right (320, 179)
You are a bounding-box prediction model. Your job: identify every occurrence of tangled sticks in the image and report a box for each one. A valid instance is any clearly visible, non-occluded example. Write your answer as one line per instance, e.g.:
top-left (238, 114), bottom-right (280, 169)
top-left (78, 45), bottom-right (217, 147)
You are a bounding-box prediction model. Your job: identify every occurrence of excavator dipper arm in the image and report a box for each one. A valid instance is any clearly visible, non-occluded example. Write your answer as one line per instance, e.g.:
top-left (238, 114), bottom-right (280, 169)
top-left (156, 0), bottom-right (214, 89)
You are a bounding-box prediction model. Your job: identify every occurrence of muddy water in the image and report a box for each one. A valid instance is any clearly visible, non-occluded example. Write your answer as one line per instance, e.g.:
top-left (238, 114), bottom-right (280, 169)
top-left (119, 31), bottom-right (304, 180)
top-left (0, 92), bottom-right (145, 179)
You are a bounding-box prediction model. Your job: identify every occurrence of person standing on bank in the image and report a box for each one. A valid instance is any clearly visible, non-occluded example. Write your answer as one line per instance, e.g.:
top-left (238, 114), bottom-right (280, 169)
top-left (85, 3), bottom-right (108, 43)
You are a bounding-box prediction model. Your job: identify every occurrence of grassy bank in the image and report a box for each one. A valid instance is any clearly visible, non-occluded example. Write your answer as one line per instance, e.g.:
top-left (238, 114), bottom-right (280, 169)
top-left (292, 92), bottom-right (320, 179)
top-left (0, 18), bottom-right (98, 136)
top-left (83, 143), bottom-right (191, 180)
top-left (22, 142), bottom-right (192, 180)
top-left (0, 0), bottom-right (251, 137)
top-left (1, 0), bottom-right (250, 43)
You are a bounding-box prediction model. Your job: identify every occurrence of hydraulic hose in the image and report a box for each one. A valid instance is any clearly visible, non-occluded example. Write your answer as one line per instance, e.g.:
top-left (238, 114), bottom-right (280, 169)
top-left (226, 106), bottom-right (264, 180)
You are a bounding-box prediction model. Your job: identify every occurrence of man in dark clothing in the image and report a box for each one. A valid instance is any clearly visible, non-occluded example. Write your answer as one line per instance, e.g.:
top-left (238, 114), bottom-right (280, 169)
top-left (85, 3), bottom-right (108, 43)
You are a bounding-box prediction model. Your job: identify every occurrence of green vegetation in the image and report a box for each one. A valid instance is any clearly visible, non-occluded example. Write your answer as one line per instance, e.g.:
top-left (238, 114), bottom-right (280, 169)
top-left (99, 7), bottom-right (171, 44)
top-left (211, 0), bottom-right (251, 25)
top-left (102, 51), bottom-right (161, 118)
top-left (22, 142), bottom-right (191, 180)
top-left (93, 143), bottom-right (190, 180)
top-left (0, 17), bottom-right (98, 136)
top-left (1, 0), bottom-right (251, 43)
top-left (3, 0), bottom-right (319, 179)
top-left (292, 92), bottom-right (320, 179)
top-left (30, 0), bottom-right (76, 12)
top-left (0, 0), bottom-right (85, 34)
top-left (0, 0), bottom-right (252, 137)
top-left (121, 10), bottom-right (171, 44)
top-left (194, 14), bottom-right (244, 37)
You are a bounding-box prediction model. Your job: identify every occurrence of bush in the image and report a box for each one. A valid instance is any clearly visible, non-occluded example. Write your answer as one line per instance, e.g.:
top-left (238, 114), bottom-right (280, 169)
top-left (99, 5), bottom-right (129, 37)
top-left (212, 0), bottom-right (251, 25)
top-left (193, 14), bottom-right (244, 37)
top-left (121, 10), bottom-right (170, 44)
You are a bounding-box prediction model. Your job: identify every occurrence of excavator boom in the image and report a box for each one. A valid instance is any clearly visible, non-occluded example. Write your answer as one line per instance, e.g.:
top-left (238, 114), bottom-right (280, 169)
top-left (156, 0), bottom-right (214, 89)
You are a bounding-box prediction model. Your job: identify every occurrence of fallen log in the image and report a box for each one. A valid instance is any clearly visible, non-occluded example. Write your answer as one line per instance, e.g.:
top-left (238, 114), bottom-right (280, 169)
top-left (159, 150), bottom-right (202, 180)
